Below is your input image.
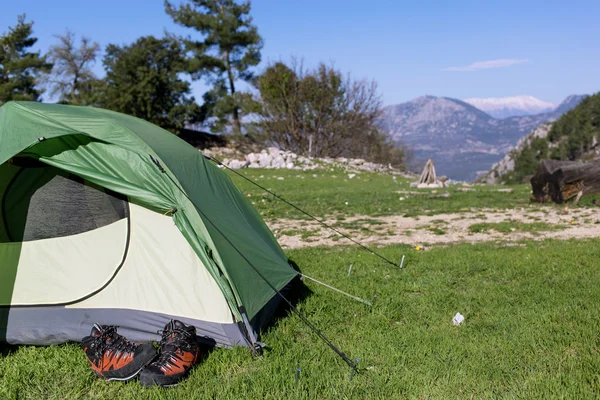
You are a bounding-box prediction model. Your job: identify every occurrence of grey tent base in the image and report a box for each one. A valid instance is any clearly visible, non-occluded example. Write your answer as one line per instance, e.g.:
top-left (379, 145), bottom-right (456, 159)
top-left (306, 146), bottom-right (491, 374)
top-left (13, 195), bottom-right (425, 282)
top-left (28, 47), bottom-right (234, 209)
top-left (1, 307), bottom-right (250, 348)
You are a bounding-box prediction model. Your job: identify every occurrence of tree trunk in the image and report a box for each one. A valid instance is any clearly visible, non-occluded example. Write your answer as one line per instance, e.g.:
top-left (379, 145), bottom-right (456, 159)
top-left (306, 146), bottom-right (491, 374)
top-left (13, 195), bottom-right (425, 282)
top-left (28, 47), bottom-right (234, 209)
top-left (530, 160), bottom-right (600, 203)
top-left (224, 51), bottom-right (241, 135)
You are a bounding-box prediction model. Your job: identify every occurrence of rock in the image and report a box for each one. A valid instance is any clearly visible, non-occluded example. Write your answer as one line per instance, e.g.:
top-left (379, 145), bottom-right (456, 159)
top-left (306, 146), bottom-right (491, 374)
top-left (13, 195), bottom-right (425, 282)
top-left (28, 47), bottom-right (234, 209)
top-left (258, 153), bottom-right (271, 167)
top-left (272, 156), bottom-right (286, 168)
top-left (348, 173), bottom-right (356, 179)
top-left (245, 153), bottom-right (259, 164)
top-left (286, 162), bottom-right (294, 169)
top-left (412, 182), bottom-right (444, 189)
top-left (228, 159), bottom-right (249, 169)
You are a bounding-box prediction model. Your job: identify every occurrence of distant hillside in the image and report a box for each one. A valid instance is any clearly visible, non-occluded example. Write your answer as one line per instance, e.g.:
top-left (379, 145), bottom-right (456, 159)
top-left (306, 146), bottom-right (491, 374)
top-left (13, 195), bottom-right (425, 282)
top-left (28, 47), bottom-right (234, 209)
top-left (464, 95), bottom-right (555, 119)
top-left (481, 92), bottom-right (599, 184)
top-left (380, 94), bottom-right (587, 181)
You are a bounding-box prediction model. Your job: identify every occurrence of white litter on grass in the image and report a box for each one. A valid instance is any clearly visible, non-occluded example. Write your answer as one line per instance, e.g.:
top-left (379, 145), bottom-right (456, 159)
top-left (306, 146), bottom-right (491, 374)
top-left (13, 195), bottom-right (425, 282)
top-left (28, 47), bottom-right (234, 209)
top-left (345, 201), bottom-right (349, 205)
top-left (452, 312), bottom-right (465, 326)
top-left (348, 173), bottom-right (356, 179)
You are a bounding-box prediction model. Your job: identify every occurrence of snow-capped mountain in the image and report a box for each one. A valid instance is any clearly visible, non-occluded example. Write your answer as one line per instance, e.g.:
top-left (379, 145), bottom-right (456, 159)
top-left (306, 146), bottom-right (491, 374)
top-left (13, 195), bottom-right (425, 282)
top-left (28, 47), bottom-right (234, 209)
top-left (463, 95), bottom-right (556, 119)
top-left (379, 95), bottom-right (587, 181)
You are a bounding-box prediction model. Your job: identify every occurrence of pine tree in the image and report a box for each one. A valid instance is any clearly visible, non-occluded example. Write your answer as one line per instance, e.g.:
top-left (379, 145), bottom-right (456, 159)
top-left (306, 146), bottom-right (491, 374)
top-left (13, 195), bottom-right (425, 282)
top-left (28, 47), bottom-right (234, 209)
top-left (46, 30), bottom-right (100, 105)
top-left (0, 15), bottom-right (52, 105)
top-left (165, 0), bottom-right (262, 133)
top-left (96, 36), bottom-right (201, 133)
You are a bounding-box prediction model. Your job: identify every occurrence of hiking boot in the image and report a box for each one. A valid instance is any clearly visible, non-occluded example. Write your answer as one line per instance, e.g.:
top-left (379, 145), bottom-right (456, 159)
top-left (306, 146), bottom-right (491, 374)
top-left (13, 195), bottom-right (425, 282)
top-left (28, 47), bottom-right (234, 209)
top-left (139, 320), bottom-right (200, 387)
top-left (82, 324), bottom-right (157, 381)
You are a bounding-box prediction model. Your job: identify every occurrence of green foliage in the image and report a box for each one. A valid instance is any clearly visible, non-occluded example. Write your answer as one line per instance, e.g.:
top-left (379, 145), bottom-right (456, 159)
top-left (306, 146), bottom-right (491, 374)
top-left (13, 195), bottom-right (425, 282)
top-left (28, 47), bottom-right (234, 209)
top-left (96, 36), bottom-right (201, 133)
top-left (4, 238), bottom-right (600, 398)
top-left (507, 92), bottom-right (600, 184)
top-left (0, 15), bottom-right (52, 105)
top-left (511, 137), bottom-right (550, 183)
top-left (165, 0), bottom-right (262, 133)
top-left (548, 94), bottom-right (600, 159)
top-left (254, 61), bottom-right (406, 166)
top-left (45, 30), bottom-right (100, 105)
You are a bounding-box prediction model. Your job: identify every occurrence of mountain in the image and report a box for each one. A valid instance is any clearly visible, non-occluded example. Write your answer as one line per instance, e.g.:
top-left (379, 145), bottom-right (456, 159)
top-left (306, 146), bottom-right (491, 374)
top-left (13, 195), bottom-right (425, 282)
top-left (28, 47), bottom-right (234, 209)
top-left (480, 93), bottom-right (599, 184)
top-left (463, 95), bottom-right (555, 119)
top-left (380, 94), bottom-right (587, 181)
top-left (480, 123), bottom-right (553, 184)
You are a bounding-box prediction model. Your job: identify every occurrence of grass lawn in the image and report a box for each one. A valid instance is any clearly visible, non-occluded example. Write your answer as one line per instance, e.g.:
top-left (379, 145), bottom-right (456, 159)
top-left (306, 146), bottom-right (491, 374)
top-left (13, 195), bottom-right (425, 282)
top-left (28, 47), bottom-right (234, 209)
top-left (223, 168), bottom-right (599, 220)
top-left (2, 239), bottom-right (600, 399)
top-left (468, 221), bottom-right (567, 235)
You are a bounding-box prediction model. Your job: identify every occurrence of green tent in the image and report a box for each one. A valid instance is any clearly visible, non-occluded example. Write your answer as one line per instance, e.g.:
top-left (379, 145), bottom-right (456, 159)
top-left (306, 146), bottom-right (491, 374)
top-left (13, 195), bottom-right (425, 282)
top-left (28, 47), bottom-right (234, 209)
top-left (0, 101), bottom-right (298, 348)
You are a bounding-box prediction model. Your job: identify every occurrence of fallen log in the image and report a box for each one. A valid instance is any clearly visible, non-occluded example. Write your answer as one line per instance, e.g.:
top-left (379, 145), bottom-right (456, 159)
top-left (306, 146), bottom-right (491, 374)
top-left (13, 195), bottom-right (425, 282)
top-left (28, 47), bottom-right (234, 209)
top-left (530, 160), bottom-right (600, 204)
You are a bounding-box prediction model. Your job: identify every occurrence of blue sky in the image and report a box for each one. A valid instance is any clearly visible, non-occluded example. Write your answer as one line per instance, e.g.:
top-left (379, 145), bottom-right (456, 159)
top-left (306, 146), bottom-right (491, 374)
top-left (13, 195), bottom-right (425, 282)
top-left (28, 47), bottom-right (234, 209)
top-left (1, 0), bottom-right (599, 105)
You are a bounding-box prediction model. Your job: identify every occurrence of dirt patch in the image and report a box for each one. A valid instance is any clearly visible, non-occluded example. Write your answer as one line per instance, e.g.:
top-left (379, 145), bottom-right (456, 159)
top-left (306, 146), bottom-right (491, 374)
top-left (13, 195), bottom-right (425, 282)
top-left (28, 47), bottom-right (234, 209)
top-left (269, 206), bottom-right (600, 249)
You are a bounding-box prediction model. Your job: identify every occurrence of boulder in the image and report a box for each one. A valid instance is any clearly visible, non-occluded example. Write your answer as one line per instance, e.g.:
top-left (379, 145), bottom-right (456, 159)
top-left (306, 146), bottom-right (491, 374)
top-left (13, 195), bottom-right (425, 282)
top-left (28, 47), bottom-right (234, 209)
top-left (228, 159), bottom-right (249, 169)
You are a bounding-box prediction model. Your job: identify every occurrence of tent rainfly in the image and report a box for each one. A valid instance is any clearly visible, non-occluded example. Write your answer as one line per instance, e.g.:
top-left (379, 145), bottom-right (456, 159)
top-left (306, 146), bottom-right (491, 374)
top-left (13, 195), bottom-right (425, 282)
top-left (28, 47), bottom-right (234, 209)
top-left (410, 159), bottom-right (446, 188)
top-left (0, 101), bottom-right (298, 349)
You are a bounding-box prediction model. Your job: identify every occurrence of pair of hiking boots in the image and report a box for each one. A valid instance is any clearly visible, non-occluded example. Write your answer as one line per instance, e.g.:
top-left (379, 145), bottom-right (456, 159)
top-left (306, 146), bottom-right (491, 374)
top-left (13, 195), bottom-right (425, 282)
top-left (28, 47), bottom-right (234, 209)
top-left (81, 320), bottom-right (199, 387)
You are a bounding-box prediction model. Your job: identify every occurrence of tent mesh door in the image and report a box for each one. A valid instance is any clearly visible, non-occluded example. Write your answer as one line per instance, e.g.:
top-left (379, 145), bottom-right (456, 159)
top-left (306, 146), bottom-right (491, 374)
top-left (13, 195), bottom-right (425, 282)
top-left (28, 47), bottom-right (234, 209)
top-left (2, 166), bottom-right (128, 242)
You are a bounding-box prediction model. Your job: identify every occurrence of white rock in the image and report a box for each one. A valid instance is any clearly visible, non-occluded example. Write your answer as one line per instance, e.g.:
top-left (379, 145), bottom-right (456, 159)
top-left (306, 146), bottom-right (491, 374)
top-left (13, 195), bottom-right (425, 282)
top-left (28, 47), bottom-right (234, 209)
top-left (267, 147), bottom-right (280, 156)
top-left (286, 162), bottom-right (294, 169)
top-left (272, 158), bottom-right (286, 168)
top-left (277, 177), bottom-right (284, 180)
top-left (245, 153), bottom-right (259, 163)
top-left (452, 312), bottom-right (465, 326)
top-left (348, 173), bottom-right (356, 179)
top-left (258, 153), bottom-right (272, 167)
top-left (228, 159), bottom-right (249, 169)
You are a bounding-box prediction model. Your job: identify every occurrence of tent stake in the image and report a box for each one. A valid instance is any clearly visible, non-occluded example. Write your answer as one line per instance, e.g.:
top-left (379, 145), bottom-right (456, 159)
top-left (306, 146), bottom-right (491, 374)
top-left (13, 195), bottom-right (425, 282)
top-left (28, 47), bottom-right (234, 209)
top-left (295, 361), bottom-right (301, 382)
top-left (399, 255), bottom-right (405, 270)
top-left (349, 358), bottom-right (360, 381)
top-left (347, 263), bottom-right (353, 277)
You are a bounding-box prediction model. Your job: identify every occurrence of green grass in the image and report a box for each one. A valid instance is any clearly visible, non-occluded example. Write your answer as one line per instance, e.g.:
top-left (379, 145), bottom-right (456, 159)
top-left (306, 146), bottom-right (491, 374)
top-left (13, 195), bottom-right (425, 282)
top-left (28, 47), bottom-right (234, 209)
top-left (2, 168), bottom-right (599, 398)
top-left (469, 221), bottom-right (567, 235)
top-left (3, 239), bottom-right (600, 398)
top-left (226, 169), bottom-right (542, 220)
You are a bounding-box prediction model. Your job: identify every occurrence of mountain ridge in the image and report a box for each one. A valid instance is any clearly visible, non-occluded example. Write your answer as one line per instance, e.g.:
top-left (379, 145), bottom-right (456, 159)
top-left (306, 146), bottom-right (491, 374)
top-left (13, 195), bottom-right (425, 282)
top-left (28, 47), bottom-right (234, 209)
top-left (480, 92), bottom-right (598, 184)
top-left (380, 94), bottom-right (588, 181)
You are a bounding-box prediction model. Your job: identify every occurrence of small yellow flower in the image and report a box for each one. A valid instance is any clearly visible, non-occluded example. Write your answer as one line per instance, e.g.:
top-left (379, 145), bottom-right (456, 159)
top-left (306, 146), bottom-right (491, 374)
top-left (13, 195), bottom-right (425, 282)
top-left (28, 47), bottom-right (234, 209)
top-left (570, 220), bottom-right (576, 225)
top-left (415, 246), bottom-right (422, 251)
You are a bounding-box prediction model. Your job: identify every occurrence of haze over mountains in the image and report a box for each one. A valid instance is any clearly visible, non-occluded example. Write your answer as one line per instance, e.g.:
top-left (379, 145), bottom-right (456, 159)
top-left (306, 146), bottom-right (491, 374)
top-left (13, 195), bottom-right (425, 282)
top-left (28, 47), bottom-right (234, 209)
top-left (379, 95), bottom-right (586, 181)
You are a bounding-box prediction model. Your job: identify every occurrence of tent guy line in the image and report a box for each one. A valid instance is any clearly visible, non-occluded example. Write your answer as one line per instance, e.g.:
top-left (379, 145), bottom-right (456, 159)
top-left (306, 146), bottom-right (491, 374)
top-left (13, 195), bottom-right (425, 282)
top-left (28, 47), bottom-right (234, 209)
top-left (150, 154), bottom-right (359, 372)
top-left (205, 154), bottom-right (400, 268)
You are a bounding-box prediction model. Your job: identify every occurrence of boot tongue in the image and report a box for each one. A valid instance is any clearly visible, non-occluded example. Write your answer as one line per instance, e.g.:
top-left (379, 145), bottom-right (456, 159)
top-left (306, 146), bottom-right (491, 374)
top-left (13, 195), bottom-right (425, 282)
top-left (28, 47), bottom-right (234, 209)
top-left (170, 320), bottom-right (187, 331)
top-left (91, 323), bottom-right (104, 337)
